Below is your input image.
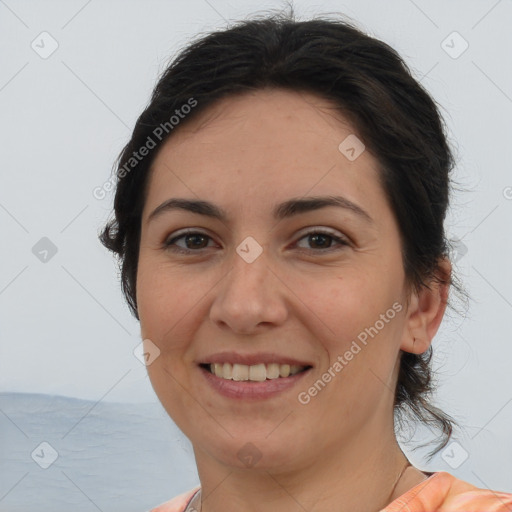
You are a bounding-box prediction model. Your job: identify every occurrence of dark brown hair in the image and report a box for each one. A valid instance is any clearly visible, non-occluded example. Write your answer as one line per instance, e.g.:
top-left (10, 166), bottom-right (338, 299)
top-left (99, 7), bottom-right (468, 460)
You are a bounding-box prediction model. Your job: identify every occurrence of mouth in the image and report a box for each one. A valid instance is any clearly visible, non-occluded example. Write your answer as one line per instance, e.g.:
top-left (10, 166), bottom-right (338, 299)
top-left (199, 362), bottom-right (312, 382)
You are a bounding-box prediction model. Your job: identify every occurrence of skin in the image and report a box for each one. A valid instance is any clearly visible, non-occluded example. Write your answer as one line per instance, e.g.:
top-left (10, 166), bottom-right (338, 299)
top-left (136, 88), bottom-right (451, 512)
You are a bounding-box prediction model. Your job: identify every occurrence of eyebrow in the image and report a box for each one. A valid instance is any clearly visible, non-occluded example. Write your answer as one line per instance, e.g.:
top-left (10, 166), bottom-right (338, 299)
top-left (147, 195), bottom-right (373, 225)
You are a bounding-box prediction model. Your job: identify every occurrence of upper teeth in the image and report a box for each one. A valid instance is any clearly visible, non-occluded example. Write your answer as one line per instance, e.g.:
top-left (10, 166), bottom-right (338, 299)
top-left (208, 363), bottom-right (306, 381)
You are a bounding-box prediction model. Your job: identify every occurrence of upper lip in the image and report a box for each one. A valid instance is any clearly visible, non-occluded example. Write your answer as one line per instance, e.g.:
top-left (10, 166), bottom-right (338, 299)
top-left (197, 352), bottom-right (313, 367)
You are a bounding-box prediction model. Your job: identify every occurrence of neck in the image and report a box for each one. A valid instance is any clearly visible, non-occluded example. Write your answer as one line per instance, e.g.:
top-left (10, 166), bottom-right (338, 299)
top-left (194, 416), bottom-right (417, 512)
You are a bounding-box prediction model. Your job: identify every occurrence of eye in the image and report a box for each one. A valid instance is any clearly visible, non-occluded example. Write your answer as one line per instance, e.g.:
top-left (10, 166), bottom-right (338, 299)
top-left (163, 228), bottom-right (349, 254)
top-left (163, 230), bottom-right (215, 254)
top-left (295, 229), bottom-right (349, 252)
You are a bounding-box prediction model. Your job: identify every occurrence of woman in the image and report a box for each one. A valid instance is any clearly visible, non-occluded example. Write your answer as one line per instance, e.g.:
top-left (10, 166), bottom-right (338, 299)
top-left (99, 9), bottom-right (512, 512)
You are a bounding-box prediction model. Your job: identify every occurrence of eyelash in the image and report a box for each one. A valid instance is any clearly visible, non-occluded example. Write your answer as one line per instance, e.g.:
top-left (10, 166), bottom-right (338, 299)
top-left (163, 229), bottom-right (350, 255)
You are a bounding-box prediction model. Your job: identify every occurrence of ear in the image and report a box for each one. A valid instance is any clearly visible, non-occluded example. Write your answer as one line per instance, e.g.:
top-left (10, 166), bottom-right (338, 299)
top-left (400, 257), bottom-right (451, 355)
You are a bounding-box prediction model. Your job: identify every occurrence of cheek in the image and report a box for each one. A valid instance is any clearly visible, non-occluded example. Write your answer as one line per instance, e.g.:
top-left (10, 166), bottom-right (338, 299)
top-left (136, 261), bottom-right (194, 345)
top-left (137, 265), bottom-right (197, 416)
top-left (302, 274), bottom-right (401, 365)
top-left (304, 274), bottom-right (381, 330)
top-left (137, 257), bottom-right (200, 324)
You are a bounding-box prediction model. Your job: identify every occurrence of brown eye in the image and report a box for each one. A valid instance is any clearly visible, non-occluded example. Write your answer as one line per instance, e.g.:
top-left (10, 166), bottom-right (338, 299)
top-left (164, 231), bottom-right (214, 253)
top-left (295, 230), bottom-right (349, 252)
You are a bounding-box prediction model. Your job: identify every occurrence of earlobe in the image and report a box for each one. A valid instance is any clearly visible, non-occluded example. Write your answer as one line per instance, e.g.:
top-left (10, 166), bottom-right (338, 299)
top-left (409, 336), bottom-right (430, 354)
top-left (400, 258), bottom-right (451, 355)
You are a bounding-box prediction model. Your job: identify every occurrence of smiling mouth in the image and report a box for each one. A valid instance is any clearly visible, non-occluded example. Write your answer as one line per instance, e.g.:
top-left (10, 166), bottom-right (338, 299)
top-left (200, 362), bottom-right (312, 381)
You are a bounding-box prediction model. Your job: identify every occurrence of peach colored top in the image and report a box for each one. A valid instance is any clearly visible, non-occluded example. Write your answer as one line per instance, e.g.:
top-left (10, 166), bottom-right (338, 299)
top-left (149, 471), bottom-right (512, 511)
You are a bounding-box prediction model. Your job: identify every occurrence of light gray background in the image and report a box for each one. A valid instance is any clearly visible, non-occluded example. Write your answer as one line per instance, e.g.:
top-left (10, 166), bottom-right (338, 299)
top-left (1, 0), bottom-right (511, 506)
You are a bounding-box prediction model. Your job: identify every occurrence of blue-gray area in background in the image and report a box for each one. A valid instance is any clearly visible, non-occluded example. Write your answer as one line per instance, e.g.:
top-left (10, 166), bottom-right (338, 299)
top-left (0, 393), bottom-right (199, 512)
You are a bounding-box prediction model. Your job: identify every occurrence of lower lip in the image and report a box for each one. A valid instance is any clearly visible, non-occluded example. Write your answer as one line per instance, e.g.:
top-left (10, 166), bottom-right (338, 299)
top-left (199, 365), bottom-right (312, 400)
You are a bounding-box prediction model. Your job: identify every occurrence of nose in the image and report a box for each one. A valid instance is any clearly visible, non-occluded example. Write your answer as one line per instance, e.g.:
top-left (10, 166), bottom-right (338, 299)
top-left (209, 247), bottom-right (288, 335)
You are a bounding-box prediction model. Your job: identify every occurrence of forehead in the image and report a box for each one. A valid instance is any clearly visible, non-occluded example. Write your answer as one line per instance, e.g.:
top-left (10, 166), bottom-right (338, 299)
top-left (155, 88), bottom-right (361, 157)
top-left (144, 88), bottom-right (387, 222)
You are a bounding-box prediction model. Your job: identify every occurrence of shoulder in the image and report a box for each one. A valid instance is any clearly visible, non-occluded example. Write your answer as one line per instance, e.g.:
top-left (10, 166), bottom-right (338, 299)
top-left (149, 486), bottom-right (201, 512)
top-left (438, 472), bottom-right (512, 512)
top-left (382, 471), bottom-right (512, 512)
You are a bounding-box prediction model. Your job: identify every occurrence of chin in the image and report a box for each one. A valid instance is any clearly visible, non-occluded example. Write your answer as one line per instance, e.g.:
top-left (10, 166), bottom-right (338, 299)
top-left (199, 432), bottom-right (306, 472)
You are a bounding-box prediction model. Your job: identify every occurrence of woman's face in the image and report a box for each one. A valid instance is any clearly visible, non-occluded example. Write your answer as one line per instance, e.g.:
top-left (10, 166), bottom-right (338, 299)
top-left (137, 88), bottom-right (421, 470)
